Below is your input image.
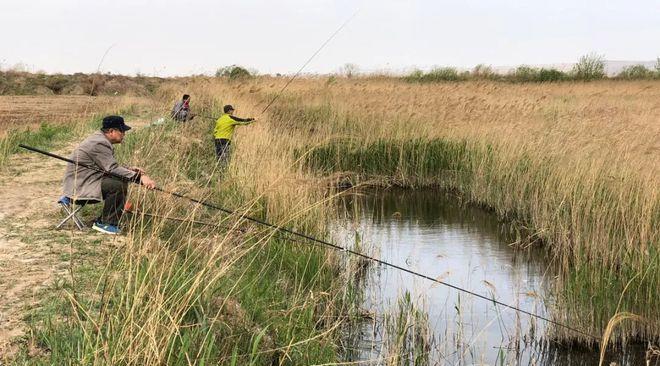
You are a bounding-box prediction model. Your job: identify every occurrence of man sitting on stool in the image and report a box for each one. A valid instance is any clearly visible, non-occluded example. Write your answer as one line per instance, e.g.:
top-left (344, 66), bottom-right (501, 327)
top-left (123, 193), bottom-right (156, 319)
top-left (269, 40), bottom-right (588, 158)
top-left (62, 115), bottom-right (156, 235)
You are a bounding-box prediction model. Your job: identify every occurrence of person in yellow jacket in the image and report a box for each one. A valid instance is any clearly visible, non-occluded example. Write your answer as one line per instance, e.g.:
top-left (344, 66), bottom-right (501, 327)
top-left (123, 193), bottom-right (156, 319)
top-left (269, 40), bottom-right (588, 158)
top-left (213, 105), bottom-right (255, 163)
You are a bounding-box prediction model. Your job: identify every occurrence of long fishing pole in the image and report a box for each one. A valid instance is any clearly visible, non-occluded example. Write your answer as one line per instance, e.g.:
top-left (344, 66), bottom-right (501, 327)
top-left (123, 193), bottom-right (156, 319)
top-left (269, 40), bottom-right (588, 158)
top-left (124, 209), bottom-right (244, 233)
top-left (20, 143), bottom-right (599, 340)
top-left (125, 209), bottom-right (308, 244)
top-left (179, 12), bottom-right (358, 122)
top-left (259, 10), bottom-right (360, 116)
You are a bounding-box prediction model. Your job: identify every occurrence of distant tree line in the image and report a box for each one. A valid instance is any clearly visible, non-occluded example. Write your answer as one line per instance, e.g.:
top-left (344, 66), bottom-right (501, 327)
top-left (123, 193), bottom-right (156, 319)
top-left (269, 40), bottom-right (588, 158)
top-left (403, 54), bottom-right (660, 83)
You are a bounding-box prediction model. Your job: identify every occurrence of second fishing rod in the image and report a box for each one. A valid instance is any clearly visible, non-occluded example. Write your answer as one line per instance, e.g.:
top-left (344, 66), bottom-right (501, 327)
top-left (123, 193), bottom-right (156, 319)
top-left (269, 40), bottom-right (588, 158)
top-left (191, 11), bottom-right (359, 122)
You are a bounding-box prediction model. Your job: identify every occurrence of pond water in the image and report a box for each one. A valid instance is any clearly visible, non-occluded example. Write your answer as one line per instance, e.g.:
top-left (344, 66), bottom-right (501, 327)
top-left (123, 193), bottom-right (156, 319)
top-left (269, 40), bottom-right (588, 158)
top-left (333, 188), bottom-right (649, 365)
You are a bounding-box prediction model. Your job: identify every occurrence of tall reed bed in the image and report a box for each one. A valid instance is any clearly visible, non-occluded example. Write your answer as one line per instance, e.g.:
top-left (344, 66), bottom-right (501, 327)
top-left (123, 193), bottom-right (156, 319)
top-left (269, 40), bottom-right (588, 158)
top-left (236, 78), bottom-right (659, 345)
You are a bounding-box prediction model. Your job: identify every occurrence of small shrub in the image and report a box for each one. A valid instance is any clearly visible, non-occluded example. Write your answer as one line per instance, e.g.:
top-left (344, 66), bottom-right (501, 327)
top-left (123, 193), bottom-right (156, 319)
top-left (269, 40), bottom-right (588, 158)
top-left (339, 63), bottom-right (359, 78)
top-left (215, 65), bottom-right (253, 80)
top-left (0, 72), bottom-right (9, 94)
top-left (617, 64), bottom-right (654, 80)
top-left (537, 68), bottom-right (568, 82)
top-left (405, 67), bottom-right (466, 83)
top-left (404, 69), bottom-right (425, 82)
top-left (44, 75), bottom-right (70, 94)
top-left (471, 64), bottom-right (498, 80)
top-left (426, 67), bottom-right (463, 81)
top-left (510, 66), bottom-right (540, 82)
top-left (572, 53), bottom-right (605, 81)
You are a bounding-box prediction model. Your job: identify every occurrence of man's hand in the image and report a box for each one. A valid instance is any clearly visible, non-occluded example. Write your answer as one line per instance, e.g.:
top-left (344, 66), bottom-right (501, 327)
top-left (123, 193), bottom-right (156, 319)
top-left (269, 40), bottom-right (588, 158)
top-left (140, 175), bottom-right (157, 189)
top-left (130, 167), bottom-right (146, 175)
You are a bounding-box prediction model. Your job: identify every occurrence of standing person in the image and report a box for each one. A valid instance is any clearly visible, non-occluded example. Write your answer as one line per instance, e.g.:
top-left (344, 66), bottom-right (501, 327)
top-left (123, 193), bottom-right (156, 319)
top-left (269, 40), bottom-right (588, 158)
top-left (62, 115), bottom-right (157, 235)
top-left (171, 94), bottom-right (195, 122)
top-left (213, 105), bottom-right (255, 164)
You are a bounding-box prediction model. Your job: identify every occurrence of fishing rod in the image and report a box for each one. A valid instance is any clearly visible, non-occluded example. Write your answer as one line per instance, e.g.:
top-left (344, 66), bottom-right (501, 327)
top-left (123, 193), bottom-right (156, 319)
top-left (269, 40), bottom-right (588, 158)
top-left (125, 209), bottom-right (308, 244)
top-left (124, 209), bottom-right (245, 233)
top-left (168, 12), bottom-right (358, 123)
top-left (20, 143), bottom-right (599, 340)
top-left (259, 10), bottom-right (359, 116)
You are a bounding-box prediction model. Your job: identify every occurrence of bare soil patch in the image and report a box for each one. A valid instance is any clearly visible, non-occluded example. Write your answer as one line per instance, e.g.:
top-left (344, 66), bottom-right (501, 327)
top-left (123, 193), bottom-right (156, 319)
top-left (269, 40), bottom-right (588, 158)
top-left (0, 96), bottom-right (117, 137)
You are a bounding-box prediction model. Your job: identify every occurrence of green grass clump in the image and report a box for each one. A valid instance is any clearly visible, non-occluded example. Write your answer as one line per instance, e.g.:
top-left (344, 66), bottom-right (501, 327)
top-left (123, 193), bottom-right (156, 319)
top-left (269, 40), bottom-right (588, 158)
top-left (301, 138), bottom-right (470, 185)
top-left (0, 123), bottom-right (72, 167)
top-left (405, 67), bottom-right (468, 83)
top-left (384, 292), bottom-right (431, 366)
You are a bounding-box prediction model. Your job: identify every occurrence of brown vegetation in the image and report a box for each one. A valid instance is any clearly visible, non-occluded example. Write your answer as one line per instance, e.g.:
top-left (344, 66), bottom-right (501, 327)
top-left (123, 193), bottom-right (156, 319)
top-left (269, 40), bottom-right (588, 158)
top-left (0, 71), bottom-right (164, 96)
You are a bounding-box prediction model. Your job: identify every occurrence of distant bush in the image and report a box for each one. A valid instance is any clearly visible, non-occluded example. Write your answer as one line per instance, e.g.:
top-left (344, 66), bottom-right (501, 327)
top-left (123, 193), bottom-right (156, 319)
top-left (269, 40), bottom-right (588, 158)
top-left (507, 66), bottom-right (566, 82)
top-left (338, 63), bottom-right (359, 78)
top-left (0, 73), bottom-right (6, 94)
top-left (44, 75), bottom-right (70, 94)
top-left (405, 67), bottom-right (467, 82)
top-left (537, 68), bottom-right (568, 82)
top-left (215, 65), bottom-right (253, 80)
top-left (572, 53), bottom-right (605, 80)
top-left (471, 64), bottom-right (498, 80)
top-left (510, 66), bottom-right (539, 82)
top-left (617, 64), bottom-right (655, 80)
top-left (404, 69), bottom-right (425, 82)
top-left (428, 67), bottom-right (465, 81)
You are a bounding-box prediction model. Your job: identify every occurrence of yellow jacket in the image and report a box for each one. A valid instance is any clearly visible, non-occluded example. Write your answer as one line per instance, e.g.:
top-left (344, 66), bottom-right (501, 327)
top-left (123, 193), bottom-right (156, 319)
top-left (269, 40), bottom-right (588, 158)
top-left (213, 114), bottom-right (253, 140)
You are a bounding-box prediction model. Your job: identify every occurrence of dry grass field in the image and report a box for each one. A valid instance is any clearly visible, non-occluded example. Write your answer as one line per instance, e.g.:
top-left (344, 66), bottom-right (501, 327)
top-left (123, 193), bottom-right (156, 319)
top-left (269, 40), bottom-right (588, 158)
top-left (0, 96), bottom-right (119, 137)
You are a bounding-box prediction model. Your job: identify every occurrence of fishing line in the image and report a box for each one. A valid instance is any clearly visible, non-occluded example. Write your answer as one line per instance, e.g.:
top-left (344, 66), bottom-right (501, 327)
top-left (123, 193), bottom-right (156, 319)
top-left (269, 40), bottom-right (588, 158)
top-left (124, 209), bottom-right (242, 232)
top-left (20, 144), bottom-right (599, 340)
top-left (258, 9), bottom-right (359, 116)
top-left (124, 209), bottom-right (307, 244)
top-left (174, 11), bottom-right (358, 122)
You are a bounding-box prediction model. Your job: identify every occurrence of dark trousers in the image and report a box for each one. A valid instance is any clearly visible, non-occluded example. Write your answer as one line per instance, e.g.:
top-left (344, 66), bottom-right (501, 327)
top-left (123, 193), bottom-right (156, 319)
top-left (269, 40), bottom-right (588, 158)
top-left (100, 176), bottom-right (128, 226)
top-left (214, 138), bottom-right (231, 163)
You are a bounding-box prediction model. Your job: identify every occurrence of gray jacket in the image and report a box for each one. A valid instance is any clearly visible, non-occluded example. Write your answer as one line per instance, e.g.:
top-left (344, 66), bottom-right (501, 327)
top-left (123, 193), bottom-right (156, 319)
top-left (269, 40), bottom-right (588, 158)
top-left (171, 100), bottom-right (189, 121)
top-left (62, 131), bottom-right (138, 201)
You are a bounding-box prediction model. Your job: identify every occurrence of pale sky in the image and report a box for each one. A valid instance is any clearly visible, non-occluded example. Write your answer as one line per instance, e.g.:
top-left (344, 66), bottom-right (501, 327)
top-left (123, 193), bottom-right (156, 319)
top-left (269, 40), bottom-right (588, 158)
top-left (2, 0), bottom-right (658, 76)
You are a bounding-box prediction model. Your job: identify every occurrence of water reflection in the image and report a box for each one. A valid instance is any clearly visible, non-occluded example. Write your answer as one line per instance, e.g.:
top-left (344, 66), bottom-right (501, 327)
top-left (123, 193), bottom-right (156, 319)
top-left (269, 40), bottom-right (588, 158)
top-left (333, 188), bottom-right (650, 365)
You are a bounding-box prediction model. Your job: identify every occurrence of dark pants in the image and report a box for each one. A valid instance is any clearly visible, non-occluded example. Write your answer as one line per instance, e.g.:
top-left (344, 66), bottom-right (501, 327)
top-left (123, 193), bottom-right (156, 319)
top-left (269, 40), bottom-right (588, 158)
top-left (100, 176), bottom-right (128, 226)
top-left (214, 138), bottom-right (231, 164)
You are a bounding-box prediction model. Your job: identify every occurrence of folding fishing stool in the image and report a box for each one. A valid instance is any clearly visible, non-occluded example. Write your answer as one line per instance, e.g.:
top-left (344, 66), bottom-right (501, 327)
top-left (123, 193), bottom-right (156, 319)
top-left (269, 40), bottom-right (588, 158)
top-left (56, 196), bottom-right (97, 230)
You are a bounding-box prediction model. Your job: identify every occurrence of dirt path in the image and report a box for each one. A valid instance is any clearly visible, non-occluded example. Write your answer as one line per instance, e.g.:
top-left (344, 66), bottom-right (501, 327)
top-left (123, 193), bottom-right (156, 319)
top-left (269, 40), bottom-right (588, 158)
top-left (0, 147), bottom-right (77, 356)
top-left (0, 118), bottom-right (153, 358)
